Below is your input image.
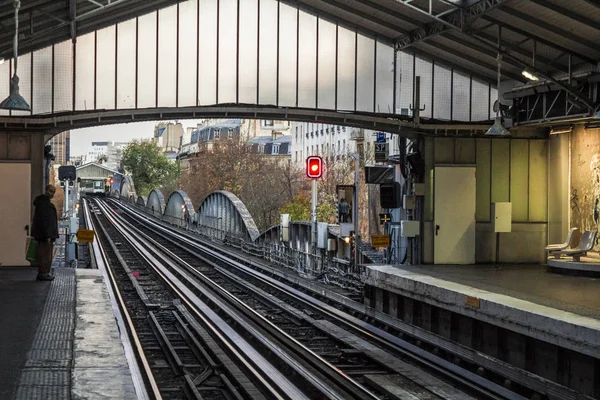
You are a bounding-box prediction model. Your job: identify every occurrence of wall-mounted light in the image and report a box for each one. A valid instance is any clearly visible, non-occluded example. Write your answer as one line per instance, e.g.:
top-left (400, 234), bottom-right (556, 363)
top-left (522, 68), bottom-right (539, 81)
top-left (549, 127), bottom-right (572, 135)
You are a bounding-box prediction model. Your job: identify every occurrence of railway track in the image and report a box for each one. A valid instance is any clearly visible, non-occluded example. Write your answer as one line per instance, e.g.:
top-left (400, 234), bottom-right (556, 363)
top-left (87, 196), bottom-right (540, 400)
top-left (88, 198), bottom-right (382, 399)
top-left (108, 198), bottom-right (590, 400)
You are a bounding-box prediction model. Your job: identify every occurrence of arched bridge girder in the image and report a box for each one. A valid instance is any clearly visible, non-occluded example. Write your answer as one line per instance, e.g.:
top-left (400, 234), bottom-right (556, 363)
top-left (164, 190), bottom-right (195, 228)
top-left (120, 176), bottom-right (137, 200)
top-left (0, 0), bottom-right (498, 131)
top-left (197, 191), bottom-right (260, 242)
top-left (136, 196), bottom-right (146, 207)
top-left (146, 189), bottom-right (166, 218)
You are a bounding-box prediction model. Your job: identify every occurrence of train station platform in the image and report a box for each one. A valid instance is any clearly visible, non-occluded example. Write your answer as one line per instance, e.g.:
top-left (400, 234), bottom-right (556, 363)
top-left (0, 248), bottom-right (137, 399)
top-left (364, 263), bottom-right (600, 361)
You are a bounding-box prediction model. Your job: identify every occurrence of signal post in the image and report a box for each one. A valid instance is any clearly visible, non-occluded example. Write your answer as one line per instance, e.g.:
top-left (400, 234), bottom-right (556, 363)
top-left (306, 156), bottom-right (322, 272)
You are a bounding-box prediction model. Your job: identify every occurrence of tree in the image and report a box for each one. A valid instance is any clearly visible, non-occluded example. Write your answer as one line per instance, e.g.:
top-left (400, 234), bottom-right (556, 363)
top-left (180, 140), bottom-right (303, 232)
top-left (121, 140), bottom-right (180, 197)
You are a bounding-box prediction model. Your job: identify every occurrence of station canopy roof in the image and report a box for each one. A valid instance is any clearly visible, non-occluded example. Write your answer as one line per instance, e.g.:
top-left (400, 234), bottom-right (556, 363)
top-left (0, 0), bottom-right (598, 87)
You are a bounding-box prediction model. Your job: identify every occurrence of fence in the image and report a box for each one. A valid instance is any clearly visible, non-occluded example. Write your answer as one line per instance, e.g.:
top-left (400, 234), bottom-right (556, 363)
top-left (128, 200), bottom-right (365, 294)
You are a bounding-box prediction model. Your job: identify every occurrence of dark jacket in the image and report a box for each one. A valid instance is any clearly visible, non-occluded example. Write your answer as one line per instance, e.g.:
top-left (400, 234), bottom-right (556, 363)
top-left (31, 194), bottom-right (59, 241)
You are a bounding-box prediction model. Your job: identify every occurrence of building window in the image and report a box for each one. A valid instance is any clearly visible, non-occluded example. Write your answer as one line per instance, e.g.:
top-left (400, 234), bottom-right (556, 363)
top-left (259, 144), bottom-right (265, 154)
top-left (273, 144), bottom-right (280, 154)
top-left (295, 151), bottom-right (298, 162)
top-left (228, 128), bottom-right (234, 139)
top-left (264, 120), bottom-right (274, 127)
top-left (214, 129), bottom-right (220, 139)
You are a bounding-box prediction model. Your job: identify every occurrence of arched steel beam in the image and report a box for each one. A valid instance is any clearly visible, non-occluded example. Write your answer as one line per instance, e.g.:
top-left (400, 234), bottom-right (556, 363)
top-left (146, 189), bottom-right (166, 218)
top-left (0, 105), bottom-right (497, 138)
top-left (164, 190), bottom-right (195, 227)
top-left (197, 190), bottom-right (260, 242)
top-left (136, 196), bottom-right (146, 207)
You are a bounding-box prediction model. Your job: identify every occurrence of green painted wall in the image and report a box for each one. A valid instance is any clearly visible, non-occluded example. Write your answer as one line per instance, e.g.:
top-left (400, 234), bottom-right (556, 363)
top-left (424, 137), bottom-right (547, 223)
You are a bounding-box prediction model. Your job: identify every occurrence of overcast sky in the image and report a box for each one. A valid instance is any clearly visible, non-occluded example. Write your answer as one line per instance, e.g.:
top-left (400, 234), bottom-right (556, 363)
top-left (70, 119), bottom-right (208, 156)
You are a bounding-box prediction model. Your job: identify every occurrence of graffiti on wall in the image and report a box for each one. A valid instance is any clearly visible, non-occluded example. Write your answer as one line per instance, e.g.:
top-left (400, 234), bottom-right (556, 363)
top-left (570, 127), bottom-right (600, 239)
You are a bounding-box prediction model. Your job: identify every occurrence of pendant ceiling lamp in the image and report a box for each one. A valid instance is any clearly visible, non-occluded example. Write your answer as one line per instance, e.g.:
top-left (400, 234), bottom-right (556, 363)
top-left (0, 0), bottom-right (30, 111)
top-left (486, 32), bottom-right (509, 137)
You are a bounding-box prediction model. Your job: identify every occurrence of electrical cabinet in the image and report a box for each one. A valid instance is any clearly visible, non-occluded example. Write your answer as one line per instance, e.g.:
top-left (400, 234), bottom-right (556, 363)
top-left (340, 223), bottom-right (353, 237)
top-left (280, 214), bottom-right (290, 242)
top-left (492, 202), bottom-right (512, 232)
top-left (413, 183), bottom-right (425, 196)
top-left (401, 220), bottom-right (420, 237)
top-left (327, 239), bottom-right (337, 251)
top-left (403, 195), bottom-right (416, 210)
top-left (317, 223), bottom-right (329, 249)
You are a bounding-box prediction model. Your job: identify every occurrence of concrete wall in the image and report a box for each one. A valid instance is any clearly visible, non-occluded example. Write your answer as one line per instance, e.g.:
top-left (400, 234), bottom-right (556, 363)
top-left (547, 133), bottom-right (570, 245)
top-left (423, 136), bottom-right (548, 264)
top-left (569, 126), bottom-right (600, 237)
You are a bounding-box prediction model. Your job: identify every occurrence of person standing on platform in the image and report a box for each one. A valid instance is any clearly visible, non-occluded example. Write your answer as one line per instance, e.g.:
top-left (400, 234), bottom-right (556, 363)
top-left (31, 184), bottom-right (59, 281)
top-left (338, 198), bottom-right (349, 223)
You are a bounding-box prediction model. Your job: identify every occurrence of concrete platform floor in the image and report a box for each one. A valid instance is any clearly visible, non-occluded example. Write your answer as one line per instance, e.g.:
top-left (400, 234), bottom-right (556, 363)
top-left (0, 267), bottom-right (50, 399)
top-left (395, 264), bottom-right (600, 320)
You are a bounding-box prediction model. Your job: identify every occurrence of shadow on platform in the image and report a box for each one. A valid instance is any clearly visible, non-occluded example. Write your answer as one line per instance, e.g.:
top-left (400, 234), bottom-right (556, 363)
top-left (0, 267), bottom-right (51, 399)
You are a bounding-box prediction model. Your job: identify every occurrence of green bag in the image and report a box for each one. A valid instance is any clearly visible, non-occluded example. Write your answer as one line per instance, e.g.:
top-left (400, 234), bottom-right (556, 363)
top-left (26, 237), bottom-right (38, 265)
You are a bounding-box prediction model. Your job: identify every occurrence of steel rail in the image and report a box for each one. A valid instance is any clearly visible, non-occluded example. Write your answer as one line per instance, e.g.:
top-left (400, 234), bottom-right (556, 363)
top-left (82, 198), bottom-right (157, 400)
top-left (93, 198), bottom-right (318, 400)
top-left (90, 200), bottom-right (269, 399)
top-left (151, 201), bottom-right (590, 400)
top-left (101, 199), bottom-right (380, 400)
top-left (114, 198), bottom-right (534, 400)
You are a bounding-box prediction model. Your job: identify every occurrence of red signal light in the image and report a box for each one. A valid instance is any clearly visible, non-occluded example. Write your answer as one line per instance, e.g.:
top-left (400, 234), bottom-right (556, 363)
top-left (306, 156), bottom-right (323, 178)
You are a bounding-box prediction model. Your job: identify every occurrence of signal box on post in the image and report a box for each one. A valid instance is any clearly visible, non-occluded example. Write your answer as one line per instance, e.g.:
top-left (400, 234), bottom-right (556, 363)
top-left (306, 156), bottom-right (323, 179)
top-left (380, 182), bottom-right (401, 208)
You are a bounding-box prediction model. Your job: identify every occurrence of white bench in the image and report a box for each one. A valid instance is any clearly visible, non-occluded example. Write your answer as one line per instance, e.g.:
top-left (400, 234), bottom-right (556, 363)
top-left (545, 227), bottom-right (579, 258)
top-left (555, 230), bottom-right (597, 262)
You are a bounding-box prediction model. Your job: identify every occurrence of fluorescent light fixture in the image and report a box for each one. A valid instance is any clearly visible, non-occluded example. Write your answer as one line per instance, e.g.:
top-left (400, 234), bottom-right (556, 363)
top-left (522, 68), bottom-right (539, 81)
top-left (485, 116), bottom-right (510, 136)
top-left (549, 127), bottom-right (572, 135)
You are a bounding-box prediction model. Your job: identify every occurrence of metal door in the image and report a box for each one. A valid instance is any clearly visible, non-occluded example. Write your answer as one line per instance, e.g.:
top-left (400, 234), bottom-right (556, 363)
top-left (434, 166), bottom-right (476, 264)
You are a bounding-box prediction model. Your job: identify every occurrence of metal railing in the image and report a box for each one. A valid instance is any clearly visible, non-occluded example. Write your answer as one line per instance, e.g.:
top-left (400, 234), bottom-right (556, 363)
top-left (128, 201), bottom-right (365, 294)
